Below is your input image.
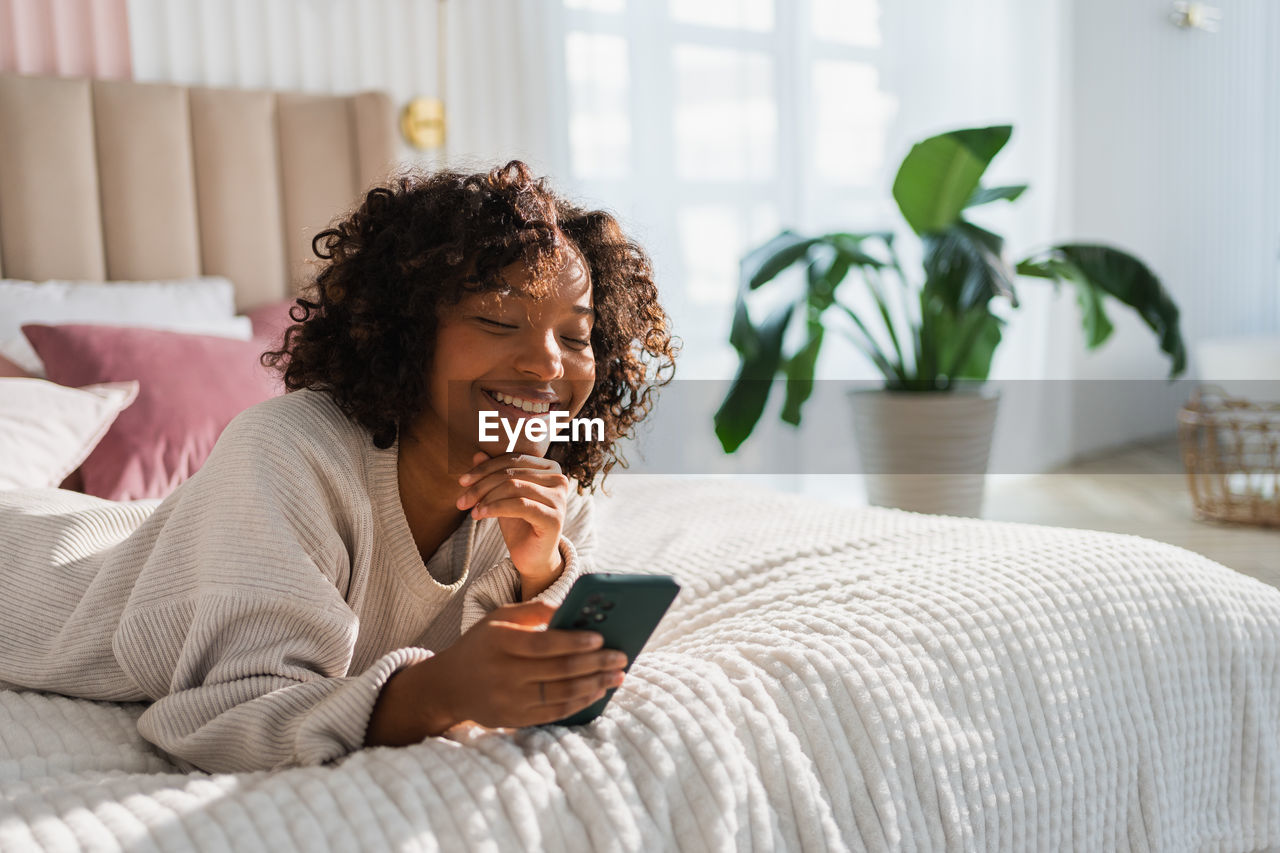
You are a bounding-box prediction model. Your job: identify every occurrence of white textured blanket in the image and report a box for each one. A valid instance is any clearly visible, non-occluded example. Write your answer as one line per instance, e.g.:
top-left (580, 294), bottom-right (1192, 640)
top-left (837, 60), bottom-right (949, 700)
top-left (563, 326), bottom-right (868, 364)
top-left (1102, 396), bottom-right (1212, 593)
top-left (2, 477), bottom-right (1279, 852)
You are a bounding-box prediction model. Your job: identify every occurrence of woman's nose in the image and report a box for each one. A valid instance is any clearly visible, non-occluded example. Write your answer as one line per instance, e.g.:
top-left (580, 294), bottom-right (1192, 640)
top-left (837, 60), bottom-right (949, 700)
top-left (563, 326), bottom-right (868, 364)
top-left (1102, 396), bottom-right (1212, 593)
top-left (515, 329), bottom-right (563, 379)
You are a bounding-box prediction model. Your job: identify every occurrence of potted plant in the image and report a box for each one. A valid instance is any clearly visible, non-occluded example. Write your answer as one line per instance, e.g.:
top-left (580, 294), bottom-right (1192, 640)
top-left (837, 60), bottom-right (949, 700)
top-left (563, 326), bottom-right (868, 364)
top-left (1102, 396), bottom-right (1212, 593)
top-left (715, 125), bottom-right (1186, 516)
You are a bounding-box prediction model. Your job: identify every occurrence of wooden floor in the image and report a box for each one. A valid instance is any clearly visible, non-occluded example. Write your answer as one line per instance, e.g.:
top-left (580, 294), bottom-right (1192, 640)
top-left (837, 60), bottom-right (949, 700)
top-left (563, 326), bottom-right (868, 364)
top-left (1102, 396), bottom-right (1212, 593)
top-left (982, 434), bottom-right (1280, 588)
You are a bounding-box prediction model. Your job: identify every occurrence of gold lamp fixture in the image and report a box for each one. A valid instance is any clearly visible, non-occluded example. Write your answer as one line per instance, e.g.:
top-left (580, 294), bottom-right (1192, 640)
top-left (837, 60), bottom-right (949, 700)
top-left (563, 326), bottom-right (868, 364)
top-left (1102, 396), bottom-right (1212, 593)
top-left (401, 97), bottom-right (446, 150)
top-left (1170, 2), bottom-right (1221, 32)
top-left (400, 0), bottom-right (448, 150)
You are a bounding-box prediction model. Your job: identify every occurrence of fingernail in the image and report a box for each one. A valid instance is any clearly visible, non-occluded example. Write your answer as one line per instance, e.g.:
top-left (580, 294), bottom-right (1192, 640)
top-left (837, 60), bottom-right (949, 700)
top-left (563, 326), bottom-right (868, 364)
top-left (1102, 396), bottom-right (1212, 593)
top-left (608, 672), bottom-right (625, 687)
top-left (459, 474), bottom-right (472, 485)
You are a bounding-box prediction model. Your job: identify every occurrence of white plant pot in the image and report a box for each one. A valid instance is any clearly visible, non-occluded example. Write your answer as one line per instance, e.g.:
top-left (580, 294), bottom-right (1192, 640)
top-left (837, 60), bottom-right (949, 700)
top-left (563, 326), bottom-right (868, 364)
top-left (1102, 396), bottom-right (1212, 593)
top-left (848, 387), bottom-right (1000, 517)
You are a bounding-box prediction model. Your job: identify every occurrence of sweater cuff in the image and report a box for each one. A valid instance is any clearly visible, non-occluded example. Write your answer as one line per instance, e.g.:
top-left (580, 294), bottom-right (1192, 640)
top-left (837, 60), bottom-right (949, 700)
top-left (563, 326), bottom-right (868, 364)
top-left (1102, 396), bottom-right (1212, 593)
top-left (459, 537), bottom-right (590, 633)
top-left (294, 645), bottom-right (435, 765)
top-left (527, 535), bottom-right (588, 608)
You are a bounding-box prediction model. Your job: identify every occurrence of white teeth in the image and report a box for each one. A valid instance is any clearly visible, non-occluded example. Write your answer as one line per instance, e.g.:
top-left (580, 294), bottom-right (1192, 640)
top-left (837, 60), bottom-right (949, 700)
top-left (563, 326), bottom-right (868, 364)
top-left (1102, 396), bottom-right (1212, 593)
top-left (490, 391), bottom-right (551, 414)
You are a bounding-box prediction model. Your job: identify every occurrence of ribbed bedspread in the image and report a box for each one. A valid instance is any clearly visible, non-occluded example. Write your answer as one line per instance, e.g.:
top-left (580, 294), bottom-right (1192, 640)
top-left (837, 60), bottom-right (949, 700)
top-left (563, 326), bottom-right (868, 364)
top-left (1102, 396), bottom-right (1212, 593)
top-left (2, 478), bottom-right (1278, 851)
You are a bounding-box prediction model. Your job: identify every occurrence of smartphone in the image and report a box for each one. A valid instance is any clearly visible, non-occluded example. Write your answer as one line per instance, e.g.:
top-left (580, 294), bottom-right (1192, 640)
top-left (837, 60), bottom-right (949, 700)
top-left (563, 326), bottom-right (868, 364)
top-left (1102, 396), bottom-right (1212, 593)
top-left (543, 572), bottom-right (681, 726)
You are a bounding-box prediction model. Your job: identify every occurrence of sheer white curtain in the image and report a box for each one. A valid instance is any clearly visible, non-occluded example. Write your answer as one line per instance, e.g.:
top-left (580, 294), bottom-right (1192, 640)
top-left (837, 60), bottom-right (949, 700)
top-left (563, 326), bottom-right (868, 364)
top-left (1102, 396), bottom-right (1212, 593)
top-left (442, 0), bottom-right (562, 173)
top-left (549, 0), bottom-right (1070, 367)
top-left (536, 0), bottom-right (1075, 479)
top-left (553, 0), bottom-right (900, 383)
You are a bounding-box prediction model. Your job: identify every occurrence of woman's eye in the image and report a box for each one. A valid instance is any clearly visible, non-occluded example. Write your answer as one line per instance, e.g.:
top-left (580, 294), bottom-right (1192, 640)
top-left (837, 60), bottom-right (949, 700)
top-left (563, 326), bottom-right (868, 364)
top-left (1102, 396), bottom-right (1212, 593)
top-left (476, 317), bottom-right (517, 330)
top-left (561, 336), bottom-right (591, 351)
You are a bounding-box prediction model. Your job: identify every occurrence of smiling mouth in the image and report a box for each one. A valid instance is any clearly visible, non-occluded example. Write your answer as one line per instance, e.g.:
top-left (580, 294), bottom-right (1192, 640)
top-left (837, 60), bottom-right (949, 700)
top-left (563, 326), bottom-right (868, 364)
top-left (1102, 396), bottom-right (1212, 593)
top-left (482, 388), bottom-right (561, 417)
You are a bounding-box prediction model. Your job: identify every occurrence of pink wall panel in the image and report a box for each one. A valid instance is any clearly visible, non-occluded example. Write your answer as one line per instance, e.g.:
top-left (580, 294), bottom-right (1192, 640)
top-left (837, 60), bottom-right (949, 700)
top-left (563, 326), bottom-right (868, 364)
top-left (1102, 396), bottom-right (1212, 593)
top-left (0, 0), bottom-right (130, 79)
top-left (88, 0), bottom-right (131, 79)
top-left (5, 0), bottom-right (55, 75)
top-left (50, 0), bottom-right (92, 77)
top-left (0, 1), bottom-right (16, 76)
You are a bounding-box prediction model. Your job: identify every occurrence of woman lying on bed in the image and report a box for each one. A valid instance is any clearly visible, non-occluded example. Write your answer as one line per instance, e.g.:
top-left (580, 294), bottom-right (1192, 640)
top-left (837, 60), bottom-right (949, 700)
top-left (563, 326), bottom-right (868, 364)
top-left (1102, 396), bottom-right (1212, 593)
top-left (0, 161), bottom-right (677, 773)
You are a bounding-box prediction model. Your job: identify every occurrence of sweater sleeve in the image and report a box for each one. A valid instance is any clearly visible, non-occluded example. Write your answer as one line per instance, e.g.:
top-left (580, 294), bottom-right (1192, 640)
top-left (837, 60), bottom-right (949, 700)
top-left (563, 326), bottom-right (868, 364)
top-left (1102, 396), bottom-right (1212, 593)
top-left (459, 488), bottom-right (596, 633)
top-left (119, 592), bottom-right (433, 773)
top-left (109, 402), bottom-right (430, 773)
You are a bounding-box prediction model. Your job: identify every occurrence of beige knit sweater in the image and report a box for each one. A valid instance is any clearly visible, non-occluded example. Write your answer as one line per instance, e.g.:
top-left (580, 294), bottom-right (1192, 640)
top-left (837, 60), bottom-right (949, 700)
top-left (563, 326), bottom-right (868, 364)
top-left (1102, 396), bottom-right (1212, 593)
top-left (0, 389), bottom-right (591, 773)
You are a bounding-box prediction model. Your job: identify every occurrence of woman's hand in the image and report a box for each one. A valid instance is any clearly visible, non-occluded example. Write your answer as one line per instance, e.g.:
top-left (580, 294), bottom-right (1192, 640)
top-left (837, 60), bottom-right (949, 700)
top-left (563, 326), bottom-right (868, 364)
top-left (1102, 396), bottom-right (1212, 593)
top-left (457, 451), bottom-right (570, 592)
top-left (365, 601), bottom-right (627, 744)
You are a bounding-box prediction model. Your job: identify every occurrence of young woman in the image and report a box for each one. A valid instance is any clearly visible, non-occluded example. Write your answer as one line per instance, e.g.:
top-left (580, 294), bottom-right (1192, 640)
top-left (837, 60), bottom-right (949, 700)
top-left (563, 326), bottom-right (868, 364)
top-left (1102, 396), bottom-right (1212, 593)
top-left (0, 161), bottom-right (677, 773)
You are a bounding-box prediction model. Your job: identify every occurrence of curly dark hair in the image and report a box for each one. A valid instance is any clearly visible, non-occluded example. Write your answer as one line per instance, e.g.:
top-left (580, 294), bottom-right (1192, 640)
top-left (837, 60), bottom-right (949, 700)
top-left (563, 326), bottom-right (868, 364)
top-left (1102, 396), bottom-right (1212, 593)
top-left (262, 160), bottom-right (678, 490)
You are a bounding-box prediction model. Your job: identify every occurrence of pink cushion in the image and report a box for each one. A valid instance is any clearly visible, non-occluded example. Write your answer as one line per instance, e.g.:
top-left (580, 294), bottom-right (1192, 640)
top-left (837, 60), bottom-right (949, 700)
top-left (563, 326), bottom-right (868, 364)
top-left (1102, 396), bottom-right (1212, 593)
top-left (246, 298), bottom-right (299, 348)
top-left (22, 323), bottom-right (284, 501)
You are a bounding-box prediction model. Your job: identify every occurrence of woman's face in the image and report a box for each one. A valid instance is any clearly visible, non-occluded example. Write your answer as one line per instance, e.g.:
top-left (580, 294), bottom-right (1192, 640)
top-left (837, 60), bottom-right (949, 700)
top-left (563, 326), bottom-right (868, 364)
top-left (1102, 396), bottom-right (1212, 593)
top-left (425, 241), bottom-right (596, 462)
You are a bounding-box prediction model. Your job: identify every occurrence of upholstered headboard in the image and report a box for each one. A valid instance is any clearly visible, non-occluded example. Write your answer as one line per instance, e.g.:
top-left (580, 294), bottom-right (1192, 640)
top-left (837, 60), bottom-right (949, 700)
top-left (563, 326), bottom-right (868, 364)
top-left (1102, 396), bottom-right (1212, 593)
top-left (0, 73), bottom-right (396, 310)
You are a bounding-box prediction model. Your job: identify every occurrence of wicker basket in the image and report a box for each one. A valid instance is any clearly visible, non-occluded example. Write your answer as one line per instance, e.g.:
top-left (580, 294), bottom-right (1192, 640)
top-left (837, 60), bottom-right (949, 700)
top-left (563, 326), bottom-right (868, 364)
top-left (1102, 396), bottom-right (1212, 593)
top-left (1178, 386), bottom-right (1280, 527)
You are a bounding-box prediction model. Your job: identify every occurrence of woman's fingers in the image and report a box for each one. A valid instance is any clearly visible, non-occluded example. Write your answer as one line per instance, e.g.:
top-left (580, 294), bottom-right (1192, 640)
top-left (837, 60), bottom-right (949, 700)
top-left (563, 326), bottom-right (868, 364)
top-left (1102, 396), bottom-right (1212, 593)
top-left (460, 452), bottom-right (560, 487)
top-left (520, 647), bottom-right (629, 679)
top-left (492, 624), bottom-right (626, 678)
top-left (456, 467), bottom-right (567, 511)
top-left (472, 495), bottom-right (559, 526)
top-left (484, 600), bottom-right (559, 629)
top-left (494, 623), bottom-right (603, 657)
top-left (532, 669), bottom-right (625, 709)
top-left (467, 480), bottom-right (561, 518)
top-left (525, 688), bottom-right (609, 726)
top-left (446, 618), bottom-right (627, 728)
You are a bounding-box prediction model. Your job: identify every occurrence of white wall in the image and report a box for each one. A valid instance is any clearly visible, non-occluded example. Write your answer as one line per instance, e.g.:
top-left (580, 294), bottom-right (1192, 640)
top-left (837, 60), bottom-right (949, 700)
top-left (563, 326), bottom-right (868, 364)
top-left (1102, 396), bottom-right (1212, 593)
top-left (878, 0), bottom-right (1079, 477)
top-left (125, 0), bottom-right (559, 171)
top-left (127, 0), bottom-right (442, 164)
top-left (1066, 0), bottom-right (1280, 456)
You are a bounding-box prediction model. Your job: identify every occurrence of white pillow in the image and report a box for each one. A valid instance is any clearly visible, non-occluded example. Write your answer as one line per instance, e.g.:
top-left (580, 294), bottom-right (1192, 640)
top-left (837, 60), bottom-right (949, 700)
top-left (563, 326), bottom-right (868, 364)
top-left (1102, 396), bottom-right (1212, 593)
top-left (0, 377), bottom-right (139, 489)
top-left (0, 277), bottom-right (253, 375)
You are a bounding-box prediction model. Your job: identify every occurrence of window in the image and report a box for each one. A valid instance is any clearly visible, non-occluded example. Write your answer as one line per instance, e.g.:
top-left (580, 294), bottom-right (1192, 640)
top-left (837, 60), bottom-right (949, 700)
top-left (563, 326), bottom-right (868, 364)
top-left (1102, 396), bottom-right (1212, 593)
top-left (560, 1), bottom-right (896, 380)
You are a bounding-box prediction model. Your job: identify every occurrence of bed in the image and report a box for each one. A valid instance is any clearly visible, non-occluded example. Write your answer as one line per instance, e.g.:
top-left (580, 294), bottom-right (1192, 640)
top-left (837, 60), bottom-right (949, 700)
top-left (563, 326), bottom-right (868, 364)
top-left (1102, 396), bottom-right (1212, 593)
top-left (2, 73), bottom-right (1280, 852)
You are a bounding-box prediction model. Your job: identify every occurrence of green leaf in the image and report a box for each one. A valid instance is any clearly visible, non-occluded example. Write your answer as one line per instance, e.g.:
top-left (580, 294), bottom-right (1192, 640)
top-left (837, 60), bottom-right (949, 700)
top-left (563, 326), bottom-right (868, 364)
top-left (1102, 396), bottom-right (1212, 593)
top-left (1072, 277), bottom-right (1114, 348)
top-left (948, 310), bottom-right (1003, 380)
top-left (965, 184), bottom-right (1028, 208)
top-left (805, 250), bottom-right (846, 313)
top-left (780, 319), bottom-right (824, 425)
top-left (741, 231), bottom-right (820, 291)
top-left (1017, 244), bottom-right (1186, 376)
top-left (714, 302), bottom-right (795, 452)
top-left (922, 219), bottom-right (1019, 313)
top-left (913, 297), bottom-right (1001, 383)
top-left (1014, 257), bottom-right (1055, 278)
top-left (824, 232), bottom-right (892, 268)
top-left (835, 302), bottom-right (901, 383)
top-left (728, 288), bottom-right (756, 354)
top-left (914, 292), bottom-right (941, 386)
top-left (892, 125), bottom-right (1013, 234)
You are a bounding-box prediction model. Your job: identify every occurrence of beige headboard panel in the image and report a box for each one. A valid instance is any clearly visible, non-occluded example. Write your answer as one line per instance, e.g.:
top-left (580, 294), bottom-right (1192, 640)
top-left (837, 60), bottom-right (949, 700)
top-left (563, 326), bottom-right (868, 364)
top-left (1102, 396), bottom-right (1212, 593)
top-left (0, 73), bottom-right (396, 310)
